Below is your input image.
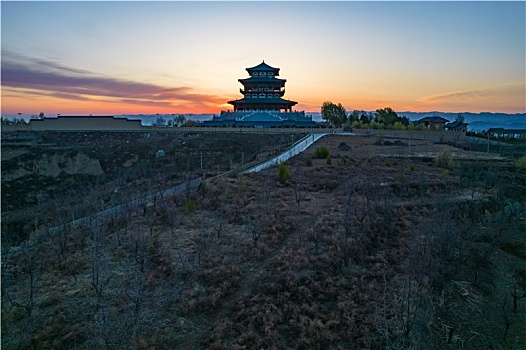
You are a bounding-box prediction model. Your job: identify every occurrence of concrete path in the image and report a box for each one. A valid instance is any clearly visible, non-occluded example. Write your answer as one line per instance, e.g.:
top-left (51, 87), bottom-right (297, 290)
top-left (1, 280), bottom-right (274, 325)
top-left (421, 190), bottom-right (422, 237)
top-left (48, 131), bottom-right (353, 234)
top-left (244, 133), bottom-right (327, 173)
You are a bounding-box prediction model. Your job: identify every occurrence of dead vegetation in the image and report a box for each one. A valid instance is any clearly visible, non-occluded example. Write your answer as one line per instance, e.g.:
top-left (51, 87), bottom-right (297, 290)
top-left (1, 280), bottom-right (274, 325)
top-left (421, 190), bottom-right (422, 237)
top-left (2, 132), bottom-right (525, 349)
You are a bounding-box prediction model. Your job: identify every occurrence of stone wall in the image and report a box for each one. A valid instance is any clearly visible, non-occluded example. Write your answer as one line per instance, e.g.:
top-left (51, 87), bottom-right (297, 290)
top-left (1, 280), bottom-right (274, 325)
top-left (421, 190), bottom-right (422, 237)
top-left (2, 117), bottom-right (337, 134)
top-left (1, 117), bottom-right (466, 143)
top-left (29, 117), bottom-right (144, 131)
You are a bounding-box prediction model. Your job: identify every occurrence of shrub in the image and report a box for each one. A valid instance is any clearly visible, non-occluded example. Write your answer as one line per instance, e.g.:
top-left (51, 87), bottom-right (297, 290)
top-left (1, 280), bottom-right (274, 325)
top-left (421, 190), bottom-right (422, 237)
top-left (315, 146), bottom-right (330, 159)
top-left (326, 155), bottom-right (332, 165)
top-left (435, 149), bottom-right (454, 169)
top-left (374, 137), bottom-right (384, 145)
top-left (370, 121), bottom-right (382, 129)
top-left (362, 156), bottom-right (373, 168)
top-left (185, 199), bottom-right (195, 213)
top-left (305, 158), bottom-right (313, 166)
top-left (517, 155), bottom-right (526, 172)
top-left (278, 162), bottom-right (290, 182)
top-left (393, 121), bottom-right (406, 130)
top-left (352, 120), bottom-right (362, 129)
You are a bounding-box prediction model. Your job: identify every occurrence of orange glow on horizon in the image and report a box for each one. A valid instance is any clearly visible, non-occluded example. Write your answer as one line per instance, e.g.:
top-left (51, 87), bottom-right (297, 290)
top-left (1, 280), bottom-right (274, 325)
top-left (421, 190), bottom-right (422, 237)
top-left (2, 88), bottom-right (524, 116)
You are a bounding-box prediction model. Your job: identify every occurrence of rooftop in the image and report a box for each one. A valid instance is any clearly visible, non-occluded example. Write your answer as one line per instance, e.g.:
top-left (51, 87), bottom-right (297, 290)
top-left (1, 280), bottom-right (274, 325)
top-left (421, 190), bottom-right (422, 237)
top-left (444, 120), bottom-right (469, 130)
top-left (239, 76), bottom-right (286, 84)
top-left (246, 61), bottom-right (280, 74)
top-left (415, 116), bottom-right (450, 124)
top-left (228, 96), bottom-right (297, 105)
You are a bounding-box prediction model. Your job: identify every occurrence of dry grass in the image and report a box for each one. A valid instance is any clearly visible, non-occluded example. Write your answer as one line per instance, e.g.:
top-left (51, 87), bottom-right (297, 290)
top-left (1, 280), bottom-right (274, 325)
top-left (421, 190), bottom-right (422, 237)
top-left (2, 133), bottom-right (525, 349)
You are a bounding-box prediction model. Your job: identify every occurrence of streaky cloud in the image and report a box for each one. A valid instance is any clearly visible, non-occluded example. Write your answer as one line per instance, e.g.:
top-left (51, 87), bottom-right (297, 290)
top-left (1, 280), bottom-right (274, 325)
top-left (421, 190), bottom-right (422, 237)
top-left (419, 83), bottom-right (525, 103)
top-left (1, 51), bottom-right (226, 107)
top-left (119, 99), bottom-right (173, 107)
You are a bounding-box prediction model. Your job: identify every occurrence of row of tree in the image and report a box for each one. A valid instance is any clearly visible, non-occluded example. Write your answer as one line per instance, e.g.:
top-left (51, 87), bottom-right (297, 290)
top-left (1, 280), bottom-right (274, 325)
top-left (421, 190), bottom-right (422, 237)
top-left (321, 101), bottom-right (468, 129)
top-left (321, 101), bottom-right (411, 128)
top-left (152, 115), bottom-right (194, 127)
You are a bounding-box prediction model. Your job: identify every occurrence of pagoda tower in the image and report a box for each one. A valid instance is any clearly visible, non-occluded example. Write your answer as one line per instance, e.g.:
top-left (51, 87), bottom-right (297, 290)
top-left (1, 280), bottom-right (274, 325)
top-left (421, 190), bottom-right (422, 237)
top-left (204, 61), bottom-right (315, 127)
top-left (228, 61), bottom-right (297, 112)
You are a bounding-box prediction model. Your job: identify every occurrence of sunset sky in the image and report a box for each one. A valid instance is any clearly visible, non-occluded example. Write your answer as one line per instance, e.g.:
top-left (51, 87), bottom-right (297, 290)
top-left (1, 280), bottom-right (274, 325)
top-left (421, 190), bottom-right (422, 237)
top-left (2, 1), bottom-right (525, 116)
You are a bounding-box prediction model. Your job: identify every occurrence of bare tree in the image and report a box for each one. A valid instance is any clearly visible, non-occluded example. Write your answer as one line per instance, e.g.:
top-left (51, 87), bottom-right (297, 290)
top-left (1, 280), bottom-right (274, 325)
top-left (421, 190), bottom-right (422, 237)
top-left (291, 169), bottom-right (309, 216)
top-left (311, 225), bottom-right (323, 256)
top-left (89, 218), bottom-right (114, 299)
top-left (123, 267), bottom-right (148, 348)
top-left (193, 227), bottom-right (210, 267)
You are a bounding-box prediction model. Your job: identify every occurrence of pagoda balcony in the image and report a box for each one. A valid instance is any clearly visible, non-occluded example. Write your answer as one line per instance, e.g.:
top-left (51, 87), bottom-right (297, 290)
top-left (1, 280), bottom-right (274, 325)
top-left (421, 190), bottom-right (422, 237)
top-left (240, 88), bottom-right (285, 94)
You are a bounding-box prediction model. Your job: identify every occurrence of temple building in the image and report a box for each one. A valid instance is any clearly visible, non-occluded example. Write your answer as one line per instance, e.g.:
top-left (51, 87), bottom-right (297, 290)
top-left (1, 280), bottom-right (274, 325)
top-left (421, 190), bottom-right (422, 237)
top-left (204, 61), bottom-right (316, 127)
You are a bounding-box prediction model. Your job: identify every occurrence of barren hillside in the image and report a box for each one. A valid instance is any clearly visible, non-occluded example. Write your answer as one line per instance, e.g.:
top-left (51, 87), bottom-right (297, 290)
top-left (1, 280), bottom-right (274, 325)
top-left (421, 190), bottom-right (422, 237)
top-left (2, 132), bottom-right (525, 349)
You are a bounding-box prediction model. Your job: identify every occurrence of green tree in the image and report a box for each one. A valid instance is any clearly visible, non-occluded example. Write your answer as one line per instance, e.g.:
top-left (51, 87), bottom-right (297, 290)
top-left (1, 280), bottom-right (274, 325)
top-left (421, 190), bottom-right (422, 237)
top-left (370, 121), bottom-right (382, 129)
top-left (153, 116), bottom-right (166, 126)
top-left (175, 115), bottom-right (186, 127)
top-left (321, 101), bottom-right (347, 127)
top-left (359, 112), bottom-right (371, 123)
top-left (455, 113), bottom-right (465, 123)
top-left (183, 120), bottom-right (197, 127)
top-left (352, 120), bottom-right (364, 129)
top-left (374, 107), bottom-right (399, 125)
top-left (393, 121), bottom-right (406, 130)
top-left (399, 115), bottom-right (410, 126)
top-left (349, 110), bottom-right (360, 123)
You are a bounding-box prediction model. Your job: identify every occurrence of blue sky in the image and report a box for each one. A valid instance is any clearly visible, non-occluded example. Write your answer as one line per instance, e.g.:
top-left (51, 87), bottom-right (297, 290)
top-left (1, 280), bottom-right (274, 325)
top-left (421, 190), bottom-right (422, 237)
top-left (2, 1), bottom-right (525, 115)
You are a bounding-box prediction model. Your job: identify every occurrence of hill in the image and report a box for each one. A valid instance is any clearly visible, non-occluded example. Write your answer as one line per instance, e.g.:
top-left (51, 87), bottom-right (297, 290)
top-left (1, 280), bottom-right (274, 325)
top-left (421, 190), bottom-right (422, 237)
top-left (2, 131), bottom-right (525, 349)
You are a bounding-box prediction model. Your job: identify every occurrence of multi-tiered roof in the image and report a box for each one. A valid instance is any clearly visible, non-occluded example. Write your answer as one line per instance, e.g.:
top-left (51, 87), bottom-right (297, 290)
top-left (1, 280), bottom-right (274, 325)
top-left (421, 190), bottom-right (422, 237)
top-left (228, 61), bottom-right (297, 112)
top-left (204, 61), bottom-right (315, 127)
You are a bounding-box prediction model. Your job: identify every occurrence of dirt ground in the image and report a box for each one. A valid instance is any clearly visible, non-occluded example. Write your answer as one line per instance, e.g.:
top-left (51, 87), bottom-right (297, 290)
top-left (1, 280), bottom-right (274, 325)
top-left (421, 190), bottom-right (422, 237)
top-left (2, 131), bottom-right (525, 349)
top-left (1, 130), bottom-right (305, 219)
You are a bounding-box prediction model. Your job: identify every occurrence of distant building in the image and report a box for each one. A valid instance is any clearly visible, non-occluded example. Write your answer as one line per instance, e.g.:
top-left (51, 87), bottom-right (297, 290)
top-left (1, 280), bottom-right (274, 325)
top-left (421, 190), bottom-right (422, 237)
top-left (414, 116), bottom-right (450, 130)
top-left (444, 120), bottom-right (469, 132)
top-left (488, 128), bottom-right (526, 139)
top-left (204, 61), bottom-right (316, 127)
top-left (28, 115), bottom-right (143, 131)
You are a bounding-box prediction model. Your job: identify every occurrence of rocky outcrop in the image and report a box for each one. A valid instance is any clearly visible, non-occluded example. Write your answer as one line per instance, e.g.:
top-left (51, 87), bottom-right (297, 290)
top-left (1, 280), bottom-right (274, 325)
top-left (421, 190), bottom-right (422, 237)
top-left (3, 153), bottom-right (104, 181)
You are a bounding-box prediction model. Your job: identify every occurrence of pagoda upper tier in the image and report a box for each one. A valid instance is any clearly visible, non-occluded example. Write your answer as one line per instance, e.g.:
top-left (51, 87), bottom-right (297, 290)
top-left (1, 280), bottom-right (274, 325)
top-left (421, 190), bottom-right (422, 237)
top-left (228, 61), bottom-right (297, 112)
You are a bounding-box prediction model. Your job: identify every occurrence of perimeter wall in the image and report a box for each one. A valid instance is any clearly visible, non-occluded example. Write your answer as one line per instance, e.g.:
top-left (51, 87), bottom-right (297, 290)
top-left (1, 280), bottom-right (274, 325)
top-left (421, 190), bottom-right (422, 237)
top-left (1, 117), bottom-right (466, 142)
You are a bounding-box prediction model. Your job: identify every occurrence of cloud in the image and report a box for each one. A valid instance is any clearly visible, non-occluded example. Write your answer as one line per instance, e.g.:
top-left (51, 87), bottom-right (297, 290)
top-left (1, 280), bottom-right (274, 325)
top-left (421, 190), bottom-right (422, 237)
top-left (414, 84), bottom-right (526, 113)
top-left (419, 84), bottom-right (525, 104)
top-left (1, 51), bottom-right (226, 108)
top-left (118, 99), bottom-right (174, 107)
